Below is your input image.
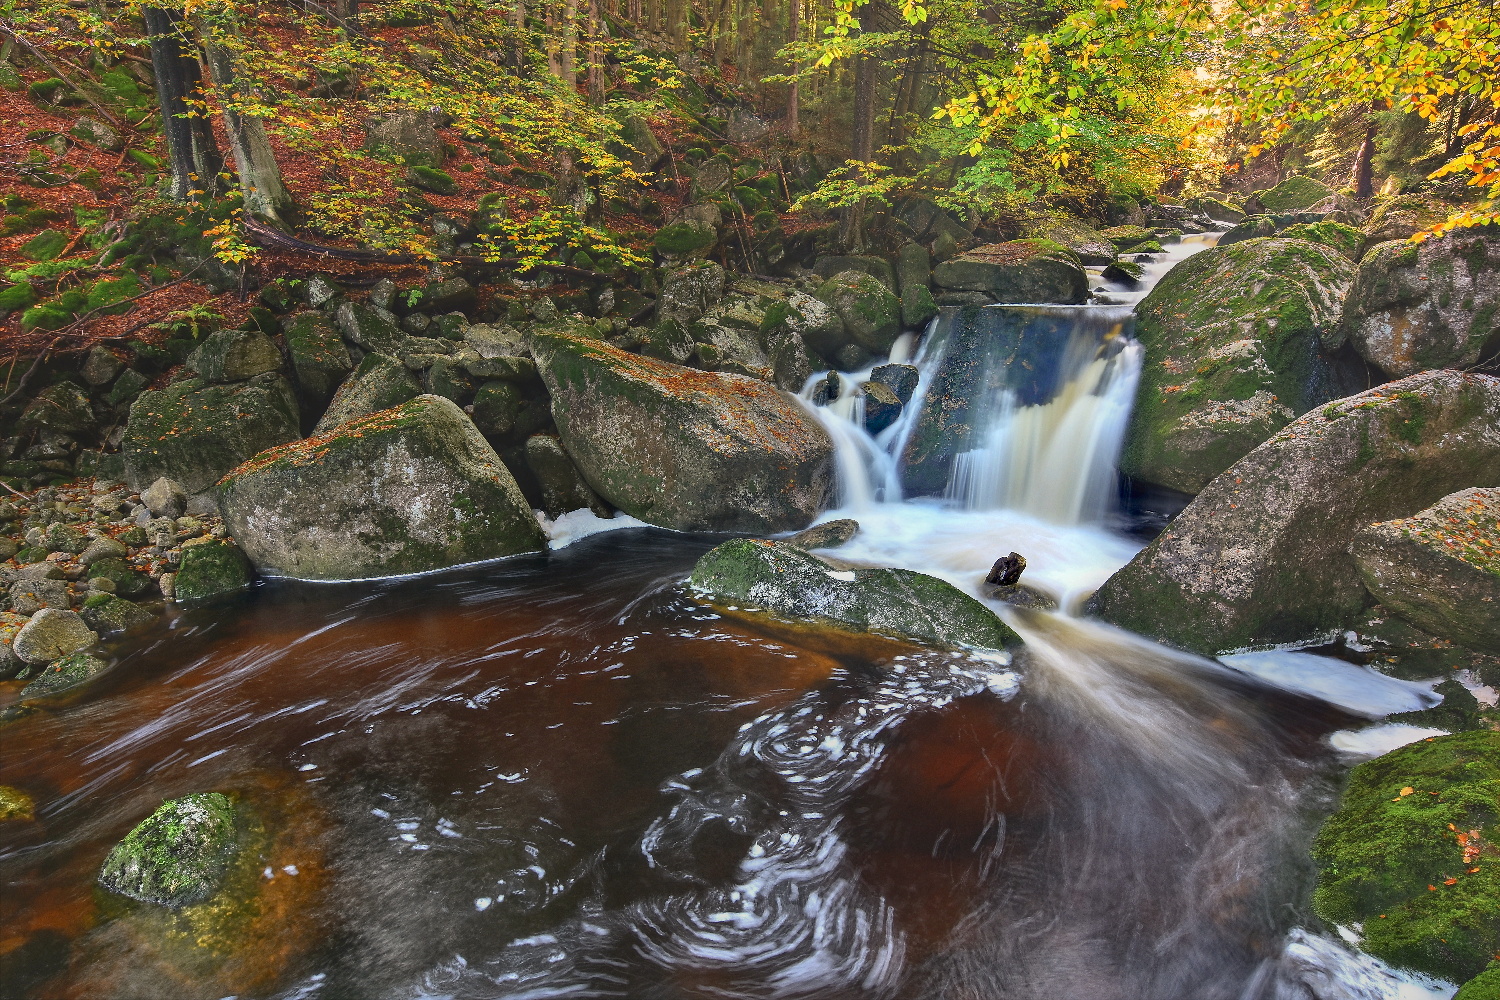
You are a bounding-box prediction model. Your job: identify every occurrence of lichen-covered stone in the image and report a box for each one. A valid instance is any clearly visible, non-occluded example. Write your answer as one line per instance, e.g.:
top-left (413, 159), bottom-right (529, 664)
top-left (80, 592), bottom-right (155, 636)
top-left (86, 556), bottom-right (149, 597)
top-left (173, 538), bottom-right (253, 602)
top-left (98, 793), bottom-right (241, 908)
top-left (814, 270), bottom-right (902, 354)
top-left (124, 375), bottom-right (301, 493)
top-left (1093, 371), bottom-right (1500, 653)
top-left (1337, 232), bottom-right (1500, 378)
top-left (1364, 195), bottom-right (1452, 245)
top-left (1278, 220), bottom-right (1365, 259)
top-left (531, 329), bottom-right (833, 533)
top-left (20, 650), bottom-right (108, 698)
top-left (1024, 214), bottom-right (1116, 265)
top-left (1310, 731), bottom-right (1499, 984)
top-left (17, 382), bottom-right (95, 435)
top-left (783, 518), bottom-right (858, 550)
top-left (140, 476), bottom-right (186, 517)
top-left (1353, 488), bottom-right (1500, 653)
top-left (1254, 176), bottom-right (1336, 212)
top-left (658, 262), bottom-right (726, 326)
top-left (1121, 237), bottom-right (1356, 494)
top-left (931, 240), bottom-right (1088, 304)
top-left (689, 538), bottom-right (1020, 650)
top-left (282, 310), bottom-right (354, 416)
top-left (334, 300), bottom-right (406, 354)
top-left (186, 329), bottom-right (283, 384)
top-left (219, 394), bottom-right (545, 580)
top-left (7, 577), bottom-right (70, 615)
top-left (12, 608), bottom-right (96, 664)
top-left (311, 353), bottom-right (421, 434)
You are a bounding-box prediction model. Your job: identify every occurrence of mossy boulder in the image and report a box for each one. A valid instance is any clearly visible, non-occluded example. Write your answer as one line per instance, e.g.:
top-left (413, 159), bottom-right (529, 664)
top-left (1336, 232), bottom-right (1500, 379)
top-left (19, 650), bottom-right (109, 698)
top-left (186, 328), bottom-right (283, 384)
top-left (17, 381), bottom-right (95, 435)
top-left (1024, 214), bottom-right (1116, 265)
top-left (1093, 371), bottom-right (1500, 653)
top-left (173, 539), bottom-right (253, 602)
top-left (1365, 195), bottom-right (1452, 245)
top-left (689, 538), bottom-right (1020, 650)
top-left (1311, 731), bottom-right (1500, 984)
top-left (282, 310), bottom-right (354, 417)
top-left (1352, 488), bottom-right (1500, 653)
top-left (311, 353), bottom-right (421, 434)
top-left (12, 608), bottom-right (96, 664)
top-left (80, 592), bottom-right (155, 636)
top-left (931, 239), bottom-right (1088, 304)
top-left (409, 165), bottom-right (457, 195)
top-left (530, 329), bottom-right (834, 532)
top-left (1254, 176), bottom-right (1337, 212)
top-left (333, 300), bottom-right (405, 354)
top-left (1455, 962), bottom-right (1500, 1000)
top-left (658, 262), bottom-right (726, 326)
top-left (123, 375), bottom-right (301, 494)
top-left (1278, 220), bottom-right (1365, 259)
top-left (1121, 237), bottom-right (1357, 494)
top-left (219, 394), bottom-right (546, 580)
top-left (654, 220), bottom-right (717, 261)
top-left (98, 793), bottom-right (241, 908)
top-left (524, 434), bottom-right (610, 519)
top-left (814, 270), bottom-right (902, 354)
top-left (1101, 225), bottom-right (1157, 251)
top-left (87, 557), bottom-right (150, 597)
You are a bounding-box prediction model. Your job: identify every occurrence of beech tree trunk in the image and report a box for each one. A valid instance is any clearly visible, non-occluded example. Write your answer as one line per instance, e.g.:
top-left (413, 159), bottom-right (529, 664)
top-left (560, 0), bottom-right (577, 88)
top-left (786, 0), bottom-right (800, 135)
top-left (143, 7), bottom-right (222, 203)
top-left (198, 17), bottom-right (295, 227)
top-left (586, 0), bottom-right (604, 102)
top-left (1349, 125), bottom-right (1376, 199)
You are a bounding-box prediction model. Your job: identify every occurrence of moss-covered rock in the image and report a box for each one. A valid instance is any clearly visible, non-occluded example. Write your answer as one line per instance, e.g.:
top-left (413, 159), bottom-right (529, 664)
top-left (123, 375), bottom-right (301, 494)
top-left (689, 538), bottom-right (1020, 650)
top-left (1101, 225), bottom-right (1157, 251)
top-left (1093, 371), bottom-right (1500, 653)
top-left (1353, 488), bottom-right (1500, 653)
top-left (931, 240), bottom-right (1088, 304)
top-left (1364, 195), bottom-right (1452, 245)
top-left (1279, 220), bottom-right (1365, 259)
top-left (219, 394), bottom-right (545, 580)
top-left (1311, 731), bottom-right (1500, 984)
top-left (311, 353), bottom-right (421, 434)
top-left (333, 300), bottom-right (405, 354)
top-left (654, 220), bottom-right (717, 261)
top-left (87, 556), bottom-right (150, 597)
top-left (281, 310), bottom-right (354, 419)
top-left (1024, 213), bottom-right (1117, 265)
top-left (173, 538), bottom-right (253, 602)
top-left (814, 270), bottom-right (902, 353)
top-left (530, 329), bottom-right (833, 532)
top-left (1255, 176), bottom-right (1337, 212)
top-left (17, 381), bottom-right (95, 435)
top-left (19, 650), bottom-right (108, 698)
top-left (80, 592), bottom-right (155, 636)
top-left (1121, 237), bottom-right (1356, 494)
top-left (524, 434), bottom-right (610, 519)
top-left (0, 785), bottom-right (35, 822)
top-left (186, 328), bottom-right (283, 384)
top-left (408, 165), bottom-right (457, 195)
top-left (1454, 961), bottom-right (1500, 1000)
top-left (12, 608), bottom-right (96, 664)
top-left (98, 793), bottom-right (241, 908)
top-left (658, 262), bottom-right (726, 326)
top-left (1337, 232), bottom-right (1500, 379)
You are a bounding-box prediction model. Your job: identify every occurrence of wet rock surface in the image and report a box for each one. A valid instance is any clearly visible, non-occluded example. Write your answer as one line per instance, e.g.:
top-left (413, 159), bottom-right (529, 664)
top-left (98, 792), bottom-right (242, 908)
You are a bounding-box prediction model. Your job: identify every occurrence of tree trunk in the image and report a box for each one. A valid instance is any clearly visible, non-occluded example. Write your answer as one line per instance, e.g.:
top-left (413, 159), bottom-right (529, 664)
top-left (840, 46), bottom-right (878, 251)
top-left (198, 17), bottom-right (295, 227)
top-left (143, 7), bottom-right (222, 204)
top-left (560, 0), bottom-right (577, 89)
top-left (512, 0), bottom-right (526, 71)
top-left (645, 0), bottom-right (659, 33)
top-left (667, 0), bottom-right (684, 47)
top-left (332, 0), bottom-right (359, 27)
top-left (546, 1), bottom-right (561, 76)
top-left (1349, 124), bottom-right (1376, 199)
top-left (785, 0), bottom-right (800, 135)
top-left (586, 0), bottom-right (604, 102)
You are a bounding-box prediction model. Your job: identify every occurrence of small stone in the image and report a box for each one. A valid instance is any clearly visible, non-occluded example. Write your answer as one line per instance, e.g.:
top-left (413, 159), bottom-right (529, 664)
top-left (158, 572), bottom-right (176, 599)
top-left (985, 552), bottom-right (1027, 587)
top-left (18, 562), bottom-right (64, 580)
top-left (861, 381), bottom-right (904, 435)
top-left (80, 593), bottom-right (155, 636)
top-left (41, 522), bottom-right (88, 554)
top-left (98, 792), bottom-right (241, 908)
top-left (141, 477), bottom-right (188, 518)
top-left (784, 519), bottom-right (858, 550)
top-left (0, 786), bottom-right (35, 822)
top-left (0, 538), bottom-right (16, 561)
top-left (87, 576), bottom-right (117, 594)
top-left (81, 345), bottom-right (125, 386)
top-left (7, 577), bottom-right (71, 616)
top-left (12, 608), bottom-right (97, 664)
top-left (20, 651), bottom-right (108, 698)
top-left (78, 535), bottom-right (128, 566)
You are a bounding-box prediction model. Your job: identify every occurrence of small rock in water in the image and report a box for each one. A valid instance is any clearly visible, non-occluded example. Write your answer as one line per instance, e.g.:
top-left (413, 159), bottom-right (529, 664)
top-left (869, 363), bottom-right (920, 405)
top-left (20, 651), bottom-right (109, 698)
top-left (0, 785), bottom-right (36, 822)
top-left (98, 792), bottom-right (241, 908)
top-left (861, 381), bottom-right (904, 435)
top-left (986, 551), bottom-right (1027, 587)
top-left (983, 582), bottom-right (1058, 611)
top-left (810, 370), bottom-right (842, 407)
top-left (784, 518), bottom-right (859, 550)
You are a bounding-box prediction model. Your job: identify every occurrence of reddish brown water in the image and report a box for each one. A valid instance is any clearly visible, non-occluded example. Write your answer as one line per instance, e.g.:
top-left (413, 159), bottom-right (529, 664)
top-left (0, 528), bottom-right (1352, 1000)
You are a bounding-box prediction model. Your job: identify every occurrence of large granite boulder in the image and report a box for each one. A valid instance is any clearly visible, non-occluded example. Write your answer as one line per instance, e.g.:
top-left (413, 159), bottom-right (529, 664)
top-left (123, 375), bottom-right (300, 493)
top-left (814, 270), bottom-right (901, 354)
top-left (1092, 371), bottom-right (1500, 653)
top-left (219, 395), bottom-right (546, 580)
top-left (1352, 487), bottom-right (1499, 653)
top-left (689, 538), bottom-right (1020, 650)
top-left (12, 608), bottom-right (96, 664)
top-left (282, 310), bottom-right (354, 417)
top-left (1121, 238), bottom-right (1357, 494)
top-left (186, 328), bottom-right (283, 384)
top-left (931, 239), bottom-right (1088, 304)
top-left (1310, 731), bottom-right (1500, 985)
top-left (311, 353), bottom-right (421, 434)
top-left (334, 300), bottom-right (406, 355)
top-left (1363, 195), bottom-right (1452, 245)
top-left (530, 329), bottom-right (834, 532)
top-left (1336, 231), bottom-right (1500, 378)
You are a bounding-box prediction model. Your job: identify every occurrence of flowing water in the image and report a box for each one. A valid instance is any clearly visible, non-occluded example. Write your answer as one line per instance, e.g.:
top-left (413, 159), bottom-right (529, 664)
top-left (0, 237), bottom-right (1456, 999)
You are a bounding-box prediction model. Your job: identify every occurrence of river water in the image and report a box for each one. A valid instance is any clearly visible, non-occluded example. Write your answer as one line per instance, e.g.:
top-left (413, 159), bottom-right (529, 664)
top-left (0, 238), bottom-right (1457, 999)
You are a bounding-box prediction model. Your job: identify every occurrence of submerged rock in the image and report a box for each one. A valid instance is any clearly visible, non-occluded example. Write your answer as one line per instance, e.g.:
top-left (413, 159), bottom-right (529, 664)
top-left (1093, 371), bottom-right (1500, 653)
top-left (691, 539), bottom-right (1019, 650)
top-left (1336, 231), bottom-right (1500, 378)
top-left (98, 793), bottom-right (241, 908)
top-left (1352, 488), bottom-right (1499, 654)
top-left (173, 538), bottom-right (253, 602)
top-left (1310, 731), bottom-right (1500, 984)
top-left (531, 329), bottom-right (833, 533)
top-left (0, 786), bottom-right (35, 822)
top-left (19, 650), bottom-right (108, 698)
top-left (931, 240), bottom-right (1088, 304)
top-left (1121, 238), bottom-right (1356, 494)
top-left (219, 395), bottom-right (546, 580)
top-left (123, 375), bottom-right (301, 494)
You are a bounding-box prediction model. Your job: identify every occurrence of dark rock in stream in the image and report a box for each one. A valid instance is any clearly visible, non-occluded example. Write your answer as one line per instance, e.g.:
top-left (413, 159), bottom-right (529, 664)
top-left (690, 538), bottom-right (1020, 650)
top-left (173, 538), bottom-right (253, 602)
top-left (861, 380), bottom-right (903, 434)
top-left (219, 395), bottom-right (546, 580)
top-left (98, 793), bottom-right (241, 908)
top-left (783, 518), bottom-right (858, 550)
top-left (1093, 370), bottom-right (1500, 654)
top-left (985, 552), bottom-right (1027, 587)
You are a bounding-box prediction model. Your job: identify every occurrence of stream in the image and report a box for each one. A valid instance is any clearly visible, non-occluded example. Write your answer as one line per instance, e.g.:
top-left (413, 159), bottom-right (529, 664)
top-left (0, 237), bottom-right (1459, 999)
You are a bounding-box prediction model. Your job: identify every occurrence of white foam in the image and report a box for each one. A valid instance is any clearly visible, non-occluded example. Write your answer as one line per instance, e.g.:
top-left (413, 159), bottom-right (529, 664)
top-left (1277, 928), bottom-right (1457, 1000)
top-left (1329, 724), bottom-right (1451, 758)
top-left (1217, 651), bottom-right (1443, 718)
top-left (539, 508), bottom-right (654, 549)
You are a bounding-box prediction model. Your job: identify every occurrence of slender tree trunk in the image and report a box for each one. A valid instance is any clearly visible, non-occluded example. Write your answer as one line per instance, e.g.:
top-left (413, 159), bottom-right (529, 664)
top-left (587, 0), bottom-right (604, 102)
top-left (1349, 124), bottom-right (1376, 199)
top-left (511, 0), bottom-right (526, 71)
top-left (197, 16), bottom-right (294, 227)
top-left (560, 0), bottom-right (577, 88)
top-left (645, 0), bottom-right (659, 32)
top-left (143, 7), bottom-right (222, 203)
top-left (332, 0), bottom-right (359, 27)
top-left (840, 46), bottom-right (878, 251)
top-left (785, 0), bottom-right (800, 134)
top-left (667, 0), bottom-right (684, 46)
top-left (545, 1), bottom-right (561, 76)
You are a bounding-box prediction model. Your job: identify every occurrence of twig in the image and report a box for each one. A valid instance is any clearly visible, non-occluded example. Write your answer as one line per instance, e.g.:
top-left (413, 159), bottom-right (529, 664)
top-left (0, 21), bottom-right (124, 132)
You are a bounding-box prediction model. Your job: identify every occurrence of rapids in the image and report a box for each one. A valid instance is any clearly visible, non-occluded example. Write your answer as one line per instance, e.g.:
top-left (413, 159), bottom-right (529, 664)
top-left (0, 235), bottom-right (1457, 999)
